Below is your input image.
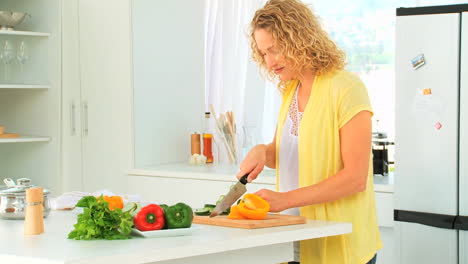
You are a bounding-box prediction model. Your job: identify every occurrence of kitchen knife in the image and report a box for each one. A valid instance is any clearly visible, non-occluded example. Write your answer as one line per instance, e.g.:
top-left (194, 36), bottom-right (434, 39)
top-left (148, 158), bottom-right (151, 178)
top-left (209, 173), bottom-right (249, 218)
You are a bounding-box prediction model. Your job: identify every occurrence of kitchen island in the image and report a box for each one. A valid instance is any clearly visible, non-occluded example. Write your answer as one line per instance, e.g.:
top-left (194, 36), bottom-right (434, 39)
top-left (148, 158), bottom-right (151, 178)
top-left (0, 210), bottom-right (351, 264)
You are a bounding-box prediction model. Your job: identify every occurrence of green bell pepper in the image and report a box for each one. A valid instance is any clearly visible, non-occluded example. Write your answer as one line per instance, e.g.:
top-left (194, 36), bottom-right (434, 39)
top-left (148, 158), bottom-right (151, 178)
top-left (165, 202), bottom-right (193, 229)
top-left (159, 204), bottom-right (169, 229)
top-left (159, 204), bottom-right (169, 213)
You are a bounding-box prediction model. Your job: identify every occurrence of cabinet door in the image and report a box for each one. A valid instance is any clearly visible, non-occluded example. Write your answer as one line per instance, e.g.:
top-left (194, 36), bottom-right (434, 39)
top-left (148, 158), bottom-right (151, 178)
top-left (62, 0), bottom-right (83, 192)
top-left (77, 0), bottom-right (133, 192)
top-left (378, 227), bottom-right (395, 264)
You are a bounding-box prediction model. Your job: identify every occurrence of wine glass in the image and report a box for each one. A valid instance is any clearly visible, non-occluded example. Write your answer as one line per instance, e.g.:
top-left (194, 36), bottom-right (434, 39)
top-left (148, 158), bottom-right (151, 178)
top-left (1, 40), bottom-right (15, 81)
top-left (17, 40), bottom-right (29, 81)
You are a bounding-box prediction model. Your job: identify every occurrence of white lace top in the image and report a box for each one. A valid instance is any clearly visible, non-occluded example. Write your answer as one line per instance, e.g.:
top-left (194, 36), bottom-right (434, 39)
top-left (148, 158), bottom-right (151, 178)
top-left (279, 87), bottom-right (303, 216)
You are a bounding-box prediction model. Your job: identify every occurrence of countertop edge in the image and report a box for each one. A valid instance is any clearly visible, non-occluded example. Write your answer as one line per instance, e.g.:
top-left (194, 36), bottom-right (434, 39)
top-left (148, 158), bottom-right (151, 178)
top-left (128, 165), bottom-right (394, 193)
top-left (127, 168), bottom-right (276, 185)
top-left (373, 184), bottom-right (394, 193)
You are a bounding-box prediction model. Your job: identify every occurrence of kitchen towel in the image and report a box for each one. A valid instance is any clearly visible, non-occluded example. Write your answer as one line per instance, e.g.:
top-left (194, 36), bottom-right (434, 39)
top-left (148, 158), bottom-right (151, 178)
top-left (50, 190), bottom-right (142, 210)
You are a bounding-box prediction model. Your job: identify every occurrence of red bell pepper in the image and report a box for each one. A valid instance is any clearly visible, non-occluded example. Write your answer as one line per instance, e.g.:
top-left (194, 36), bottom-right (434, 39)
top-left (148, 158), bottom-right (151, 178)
top-left (133, 204), bottom-right (165, 231)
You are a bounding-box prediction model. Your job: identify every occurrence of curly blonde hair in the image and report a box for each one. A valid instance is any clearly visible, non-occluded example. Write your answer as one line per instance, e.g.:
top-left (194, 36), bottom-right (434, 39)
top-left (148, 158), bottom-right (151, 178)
top-left (250, 0), bottom-right (346, 92)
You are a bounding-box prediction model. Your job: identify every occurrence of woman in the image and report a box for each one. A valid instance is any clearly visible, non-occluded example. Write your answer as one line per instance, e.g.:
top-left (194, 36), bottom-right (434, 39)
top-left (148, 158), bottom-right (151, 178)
top-left (237, 0), bottom-right (382, 263)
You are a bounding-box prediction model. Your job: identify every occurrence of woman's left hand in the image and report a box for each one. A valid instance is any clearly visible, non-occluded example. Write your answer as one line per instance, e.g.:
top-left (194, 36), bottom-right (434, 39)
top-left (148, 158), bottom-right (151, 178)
top-left (254, 189), bottom-right (290, 213)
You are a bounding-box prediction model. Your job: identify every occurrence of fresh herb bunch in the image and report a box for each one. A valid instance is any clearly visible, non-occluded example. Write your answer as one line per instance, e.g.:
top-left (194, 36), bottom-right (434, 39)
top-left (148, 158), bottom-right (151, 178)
top-left (68, 195), bottom-right (134, 240)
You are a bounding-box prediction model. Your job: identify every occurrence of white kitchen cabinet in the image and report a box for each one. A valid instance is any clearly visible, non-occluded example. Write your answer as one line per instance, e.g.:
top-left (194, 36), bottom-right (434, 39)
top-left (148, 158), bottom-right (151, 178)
top-left (128, 163), bottom-right (276, 207)
top-left (128, 163), bottom-right (276, 208)
top-left (0, 0), bottom-right (62, 193)
top-left (375, 190), bottom-right (395, 264)
top-left (0, 0), bottom-right (132, 195)
top-left (61, 0), bottom-right (133, 193)
top-left (375, 191), bottom-right (394, 228)
top-left (128, 174), bottom-right (275, 208)
top-left (379, 226), bottom-right (395, 264)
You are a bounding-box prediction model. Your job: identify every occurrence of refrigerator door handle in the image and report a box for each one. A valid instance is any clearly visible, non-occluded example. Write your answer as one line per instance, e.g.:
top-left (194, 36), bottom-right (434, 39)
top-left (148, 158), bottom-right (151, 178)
top-left (394, 209), bottom-right (456, 229)
top-left (454, 215), bottom-right (468, 230)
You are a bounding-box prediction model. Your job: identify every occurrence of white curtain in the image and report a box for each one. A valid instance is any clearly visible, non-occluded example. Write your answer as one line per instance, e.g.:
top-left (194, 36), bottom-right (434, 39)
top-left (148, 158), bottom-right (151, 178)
top-left (205, 0), bottom-right (275, 163)
top-left (261, 81), bottom-right (281, 145)
top-left (204, 0), bottom-right (268, 127)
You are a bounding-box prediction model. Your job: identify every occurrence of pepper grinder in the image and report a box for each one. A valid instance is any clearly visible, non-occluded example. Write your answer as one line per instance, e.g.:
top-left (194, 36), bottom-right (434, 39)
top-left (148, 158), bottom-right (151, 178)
top-left (191, 132), bottom-right (201, 155)
top-left (24, 187), bottom-right (44, 235)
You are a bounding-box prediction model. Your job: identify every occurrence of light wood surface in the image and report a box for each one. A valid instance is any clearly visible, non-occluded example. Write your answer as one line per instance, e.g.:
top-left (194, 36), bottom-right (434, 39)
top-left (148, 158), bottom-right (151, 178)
top-left (193, 214), bottom-right (306, 229)
top-left (0, 133), bottom-right (20, 138)
top-left (24, 188), bottom-right (44, 235)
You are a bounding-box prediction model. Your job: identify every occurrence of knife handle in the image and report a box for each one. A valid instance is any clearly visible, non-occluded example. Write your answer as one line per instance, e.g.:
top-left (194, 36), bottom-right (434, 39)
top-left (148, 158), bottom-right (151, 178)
top-left (239, 174), bottom-right (249, 184)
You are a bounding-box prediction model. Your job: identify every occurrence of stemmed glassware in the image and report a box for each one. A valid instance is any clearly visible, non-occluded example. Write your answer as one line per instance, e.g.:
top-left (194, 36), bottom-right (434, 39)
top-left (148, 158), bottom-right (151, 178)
top-left (1, 40), bottom-right (15, 81)
top-left (17, 40), bottom-right (29, 81)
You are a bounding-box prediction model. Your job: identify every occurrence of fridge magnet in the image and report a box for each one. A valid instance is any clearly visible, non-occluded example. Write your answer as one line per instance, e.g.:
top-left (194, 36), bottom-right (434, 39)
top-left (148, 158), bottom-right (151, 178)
top-left (422, 88), bottom-right (432, 95)
top-left (411, 54), bottom-right (426, 69)
top-left (435, 122), bottom-right (442, 130)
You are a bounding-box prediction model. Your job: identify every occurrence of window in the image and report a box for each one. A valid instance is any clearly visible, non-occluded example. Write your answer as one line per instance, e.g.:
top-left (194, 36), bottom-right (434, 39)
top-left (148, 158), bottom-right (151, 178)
top-left (205, 0), bottom-right (465, 163)
top-left (304, 0), bottom-right (466, 141)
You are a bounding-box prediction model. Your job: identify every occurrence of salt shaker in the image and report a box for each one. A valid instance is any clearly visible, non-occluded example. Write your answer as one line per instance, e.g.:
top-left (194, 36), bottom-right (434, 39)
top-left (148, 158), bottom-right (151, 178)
top-left (24, 187), bottom-right (44, 235)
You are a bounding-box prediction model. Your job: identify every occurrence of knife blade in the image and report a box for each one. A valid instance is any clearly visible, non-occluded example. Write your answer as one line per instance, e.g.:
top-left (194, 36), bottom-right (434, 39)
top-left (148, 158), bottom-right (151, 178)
top-left (209, 174), bottom-right (249, 218)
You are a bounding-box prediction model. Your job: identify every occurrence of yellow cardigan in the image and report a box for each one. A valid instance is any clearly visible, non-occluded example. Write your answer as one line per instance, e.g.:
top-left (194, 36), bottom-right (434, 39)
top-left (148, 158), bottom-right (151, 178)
top-left (275, 70), bottom-right (382, 264)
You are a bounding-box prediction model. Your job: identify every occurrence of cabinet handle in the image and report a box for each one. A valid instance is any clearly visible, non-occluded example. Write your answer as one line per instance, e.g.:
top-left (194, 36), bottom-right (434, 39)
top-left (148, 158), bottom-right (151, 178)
top-left (70, 102), bottom-right (76, 136)
top-left (83, 102), bottom-right (88, 136)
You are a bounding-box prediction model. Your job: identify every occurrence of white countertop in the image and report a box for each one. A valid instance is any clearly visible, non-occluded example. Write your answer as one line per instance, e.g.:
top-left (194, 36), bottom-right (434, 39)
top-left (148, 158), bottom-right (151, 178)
top-left (128, 162), bottom-right (394, 193)
top-left (0, 210), bottom-right (351, 264)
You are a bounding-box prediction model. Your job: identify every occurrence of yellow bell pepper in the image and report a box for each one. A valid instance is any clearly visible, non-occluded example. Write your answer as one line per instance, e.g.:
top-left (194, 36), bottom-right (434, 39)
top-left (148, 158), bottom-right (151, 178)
top-left (102, 195), bottom-right (124, 211)
top-left (227, 205), bottom-right (247, 219)
top-left (236, 193), bottom-right (270, 220)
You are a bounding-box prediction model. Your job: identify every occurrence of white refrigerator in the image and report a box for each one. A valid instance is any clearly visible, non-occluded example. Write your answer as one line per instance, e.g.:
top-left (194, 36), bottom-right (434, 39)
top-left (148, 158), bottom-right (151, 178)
top-left (395, 4), bottom-right (468, 264)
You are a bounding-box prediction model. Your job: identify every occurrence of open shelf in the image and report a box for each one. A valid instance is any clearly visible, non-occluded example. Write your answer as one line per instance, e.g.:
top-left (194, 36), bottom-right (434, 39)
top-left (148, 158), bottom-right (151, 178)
top-left (0, 84), bottom-right (50, 89)
top-left (0, 29), bottom-right (50, 37)
top-left (0, 136), bottom-right (50, 143)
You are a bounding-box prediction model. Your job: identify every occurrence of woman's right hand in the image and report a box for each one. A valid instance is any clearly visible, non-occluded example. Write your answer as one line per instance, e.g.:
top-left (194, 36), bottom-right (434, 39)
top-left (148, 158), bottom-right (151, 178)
top-left (237, 144), bottom-right (268, 183)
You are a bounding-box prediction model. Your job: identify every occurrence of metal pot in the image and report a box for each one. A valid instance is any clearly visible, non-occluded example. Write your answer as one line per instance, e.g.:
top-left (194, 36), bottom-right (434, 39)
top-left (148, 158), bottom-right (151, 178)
top-left (0, 178), bottom-right (51, 220)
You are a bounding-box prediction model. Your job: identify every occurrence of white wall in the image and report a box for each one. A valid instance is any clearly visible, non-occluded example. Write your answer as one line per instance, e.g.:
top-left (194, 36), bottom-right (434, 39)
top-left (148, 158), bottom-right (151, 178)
top-left (132, 0), bottom-right (205, 168)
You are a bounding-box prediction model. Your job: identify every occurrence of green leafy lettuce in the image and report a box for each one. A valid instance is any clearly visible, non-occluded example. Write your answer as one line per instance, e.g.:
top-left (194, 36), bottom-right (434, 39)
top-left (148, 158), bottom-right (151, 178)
top-left (68, 195), bottom-right (133, 240)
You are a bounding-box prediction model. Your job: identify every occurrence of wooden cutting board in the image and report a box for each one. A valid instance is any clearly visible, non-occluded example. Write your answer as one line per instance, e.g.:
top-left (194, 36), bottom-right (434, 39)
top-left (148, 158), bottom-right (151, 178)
top-left (193, 214), bottom-right (306, 229)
